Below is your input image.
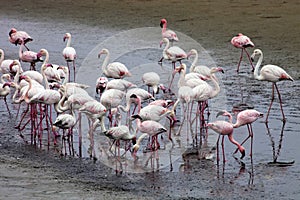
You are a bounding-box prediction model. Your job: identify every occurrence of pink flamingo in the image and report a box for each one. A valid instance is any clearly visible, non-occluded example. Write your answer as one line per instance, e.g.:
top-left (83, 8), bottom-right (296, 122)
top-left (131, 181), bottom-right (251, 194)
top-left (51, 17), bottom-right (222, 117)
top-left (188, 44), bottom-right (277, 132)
top-left (95, 76), bottom-right (108, 96)
top-left (217, 109), bottom-right (263, 157)
top-left (231, 33), bottom-right (255, 73)
top-left (63, 33), bottom-right (77, 82)
top-left (9, 28), bottom-right (33, 50)
top-left (160, 18), bottom-right (179, 45)
top-left (19, 41), bottom-right (43, 70)
top-left (98, 48), bottom-right (131, 79)
top-left (0, 49), bottom-right (23, 75)
top-left (106, 79), bottom-right (136, 91)
top-left (149, 99), bottom-right (173, 108)
top-left (131, 114), bottom-right (169, 156)
top-left (251, 49), bottom-right (293, 122)
top-left (207, 120), bottom-right (245, 163)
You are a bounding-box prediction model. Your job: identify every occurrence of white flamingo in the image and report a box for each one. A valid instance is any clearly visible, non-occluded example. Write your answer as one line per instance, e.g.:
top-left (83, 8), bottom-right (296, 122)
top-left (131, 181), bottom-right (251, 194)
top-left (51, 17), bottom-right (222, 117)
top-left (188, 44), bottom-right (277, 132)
top-left (63, 33), bottom-right (77, 81)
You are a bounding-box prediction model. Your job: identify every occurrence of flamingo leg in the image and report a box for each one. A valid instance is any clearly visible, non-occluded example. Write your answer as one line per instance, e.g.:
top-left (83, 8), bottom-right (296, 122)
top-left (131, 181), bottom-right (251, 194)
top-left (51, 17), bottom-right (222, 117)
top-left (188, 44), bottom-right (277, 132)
top-left (274, 83), bottom-right (286, 121)
top-left (66, 62), bottom-right (70, 83)
top-left (236, 48), bottom-right (244, 73)
top-left (265, 83), bottom-right (275, 123)
top-left (233, 124), bottom-right (253, 155)
top-left (221, 135), bottom-right (226, 163)
top-left (244, 49), bottom-right (255, 71)
top-left (4, 97), bottom-right (11, 116)
top-left (216, 135), bottom-right (220, 164)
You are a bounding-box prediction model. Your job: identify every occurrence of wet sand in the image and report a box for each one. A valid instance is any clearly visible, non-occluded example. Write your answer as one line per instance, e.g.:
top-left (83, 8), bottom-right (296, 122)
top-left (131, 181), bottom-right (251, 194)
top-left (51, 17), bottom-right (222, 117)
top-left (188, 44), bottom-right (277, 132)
top-left (0, 0), bottom-right (300, 199)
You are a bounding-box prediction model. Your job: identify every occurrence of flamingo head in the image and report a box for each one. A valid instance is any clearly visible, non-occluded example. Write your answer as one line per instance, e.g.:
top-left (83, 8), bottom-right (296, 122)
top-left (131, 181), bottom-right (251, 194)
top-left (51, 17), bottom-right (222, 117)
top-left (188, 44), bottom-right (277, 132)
top-left (2, 82), bottom-right (12, 88)
top-left (63, 33), bottom-right (71, 42)
top-left (216, 110), bottom-right (231, 118)
top-left (187, 49), bottom-right (197, 58)
top-left (250, 49), bottom-right (262, 62)
top-left (130, 114), bottom-right (143, 121)
top-left (160, 18), bottom-right (167, 28)
top-left (1, 74), bottom-right (11, 82)
top-left (9, 28), bottom-right (17, 37)
top-left (38, 49), bottom-right (48, 57)
top-left (98, 48), bottom-right (109, 58)
top-left (131, 137), bottom-right (137, 146)
top-left (239, 146), bottom-right (246, 159)
top-left (19, 75), bottom-right (30, 82)
top-left (132, 144), bottom-right (140, 155)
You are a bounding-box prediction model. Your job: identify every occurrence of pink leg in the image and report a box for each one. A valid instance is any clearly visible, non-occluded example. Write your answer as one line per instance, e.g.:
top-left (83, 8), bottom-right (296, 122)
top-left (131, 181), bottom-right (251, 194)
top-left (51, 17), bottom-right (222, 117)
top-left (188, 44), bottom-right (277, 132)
top-left (73, 60), bottom-right (76, 82)
top-left (236, 48), bottom-right (244, 73)
top-left (265, 83), bottom-right (275, 123)
top-left (244, 48), bottom-right (255, 71)
top-left (221, 135), bottom-right (226, 163)
top-left (216, 135), bottom-right (220, 165)
top-left (4, 97), bottom-right (11, 116)
top-left (274, 83), bottom-right (286, 121)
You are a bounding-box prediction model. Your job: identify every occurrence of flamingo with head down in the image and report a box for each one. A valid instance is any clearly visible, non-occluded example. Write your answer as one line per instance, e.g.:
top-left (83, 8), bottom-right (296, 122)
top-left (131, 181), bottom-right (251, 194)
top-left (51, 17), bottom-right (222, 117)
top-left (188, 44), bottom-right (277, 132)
top-left (9, 28), bottom-right (33, 50)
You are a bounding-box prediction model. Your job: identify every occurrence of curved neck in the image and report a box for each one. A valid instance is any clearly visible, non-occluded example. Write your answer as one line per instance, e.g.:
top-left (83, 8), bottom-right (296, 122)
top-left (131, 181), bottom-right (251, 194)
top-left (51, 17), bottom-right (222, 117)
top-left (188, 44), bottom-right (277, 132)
top-left (162, 23), bottom-right (167, 33)
top-left (41, 65), bottom-right (50, 89)
top-left (253, 51), bottom-right (263, 80)
top-left (178, 66), bottom-right (187, 87)
top-left (24, 78), bottom-right (32, 103)
top-left (14, 62), bottom-right (22, 84)
top-left (136, 133), bottom-right (148, 147)
top-left (163, 40), bottom-right (170, 55)
top-left (228, 132), bottom-right (242, 149)
top-left (190, 52), bottom-right (198, 72)
top-left (62, 67), bottom-right (69, 84)
top-left (1, 75), bottom-right (7, 84)
top-left (56, 88), bottom-right (69, 113)
top-left (19, 43), bottom-right (24, 59)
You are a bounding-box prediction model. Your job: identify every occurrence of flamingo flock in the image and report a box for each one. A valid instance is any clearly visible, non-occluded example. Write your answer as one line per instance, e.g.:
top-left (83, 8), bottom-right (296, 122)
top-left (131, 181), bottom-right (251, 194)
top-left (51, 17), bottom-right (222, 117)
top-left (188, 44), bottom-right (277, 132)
top-left (0, 18), bottom-right (293, 166)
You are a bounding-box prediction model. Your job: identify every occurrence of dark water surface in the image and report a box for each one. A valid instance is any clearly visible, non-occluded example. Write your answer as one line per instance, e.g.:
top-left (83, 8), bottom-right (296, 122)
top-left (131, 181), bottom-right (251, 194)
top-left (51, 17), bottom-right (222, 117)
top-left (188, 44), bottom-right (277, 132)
top-left (0, 0), bottom-right (299, 199)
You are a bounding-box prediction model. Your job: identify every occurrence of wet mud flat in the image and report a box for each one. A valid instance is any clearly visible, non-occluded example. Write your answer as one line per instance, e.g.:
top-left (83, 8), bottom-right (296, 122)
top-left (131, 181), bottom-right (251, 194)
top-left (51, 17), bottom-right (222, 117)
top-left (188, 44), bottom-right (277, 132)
top-left (0, 0), bottom-right (300, 199)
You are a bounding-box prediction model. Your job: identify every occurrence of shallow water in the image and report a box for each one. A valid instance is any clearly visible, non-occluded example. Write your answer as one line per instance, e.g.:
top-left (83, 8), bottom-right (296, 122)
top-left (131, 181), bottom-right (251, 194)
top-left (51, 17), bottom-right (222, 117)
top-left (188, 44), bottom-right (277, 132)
top-left (0, 0), bottom-right (299, 199)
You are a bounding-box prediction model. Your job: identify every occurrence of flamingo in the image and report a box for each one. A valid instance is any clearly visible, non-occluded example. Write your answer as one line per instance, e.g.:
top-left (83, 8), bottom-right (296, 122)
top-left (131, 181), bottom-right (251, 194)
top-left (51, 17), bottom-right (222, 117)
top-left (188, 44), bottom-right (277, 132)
top-left (187, 49), bottom-right (212, 79)
top-left (131, 114), bottom-right (169, 155)
top-left (149, 99), bottom-right (173, 108)
top-left (207, 120), bottom-right (245, 163)
top-left (250, 49), bottom-right (293, 122)
top-left (0, 74), bottom-right (13, 115)
top-left (96, 76), bottom-right (108, 96)
top-left (158, 38), bottom-right (187, 69)
top-left (102, 112), bottom-right (136, 156)
top-left (100, 89), bottom-right (126, 126)
top-left (160, 18), bottom-right (179, 45)
top-left (11, 60), bottom-right (43, 85)
top-left (9, 28), bottom-right (33, 50)
top-left (62, 33), bottom-right (77, 81)
top-left (106, 79), bottom-right (136, 91)
top-left (217, 109), bottom-right (263, 157)
top-left (191, 67), bottom-right (224, 140)
top-left (19, 41), bottom-right (43, 70)
top-left (0, 49), bottom-right (23, 75)
top-left (142, 72), bottom-right (162, 96)
top-left (231, 33), bottom-right (255, 73)
top-left (98, 48), bottom-right (131, 79)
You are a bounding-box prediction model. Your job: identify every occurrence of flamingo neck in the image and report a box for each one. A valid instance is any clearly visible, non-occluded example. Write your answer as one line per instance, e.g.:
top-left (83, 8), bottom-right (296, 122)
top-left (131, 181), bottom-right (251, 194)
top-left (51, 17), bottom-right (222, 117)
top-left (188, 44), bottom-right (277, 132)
top-left (19, 43), bottom-right (24, 59)
top-left (62, 68), bottom-right (69, 84)
top-left (162, 23), bottom-right (167, 33)
top-left (210, 72), bottom-right (220, 98)
top-left (14, 62), bottom-right (22, 85)
top-left (66, 36), bottom-right (71, 48)
top-left (24, 78), bottom-right (32, 104)
top-left (178, 66), bottom-right (187, 87)
top-left (101, 52), bottom-right (110, 74)
top-left (41, 65), bottom-right (50, 89)
top-left (136, 133), bottom-right (148, 147)
top-left (162, 40), bottom-right (170, 58)
top-left (254, 51), bottom-right (264, 80)
top-left (190, 52), bottom-right (198, 72)
top-left (228, 132), bottom-right (242, 149)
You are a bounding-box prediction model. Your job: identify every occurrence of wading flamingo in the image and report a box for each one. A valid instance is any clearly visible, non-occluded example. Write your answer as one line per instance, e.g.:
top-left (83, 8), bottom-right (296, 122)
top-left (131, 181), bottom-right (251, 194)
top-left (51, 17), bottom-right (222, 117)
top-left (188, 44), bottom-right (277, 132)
top-left (207, 120), bottom-right (245, 163)
top-left (142, 72), bottom-right (161, 96)
top-left (63, 33), bottom-right (77, 81)
top-left (19, 41), bottom-right (43, 70)
top-left (231, 33), bottom-right (255, 73)
top-left (217, 109), bottom-right (263, 157)
top-left (250, 49), bottom-right (293, 122)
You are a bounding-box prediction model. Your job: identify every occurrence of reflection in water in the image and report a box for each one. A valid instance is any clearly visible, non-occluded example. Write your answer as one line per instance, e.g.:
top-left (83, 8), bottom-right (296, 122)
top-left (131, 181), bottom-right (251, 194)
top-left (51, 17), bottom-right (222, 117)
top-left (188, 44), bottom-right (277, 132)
top-left (265, 121), bottom-right (294, 166)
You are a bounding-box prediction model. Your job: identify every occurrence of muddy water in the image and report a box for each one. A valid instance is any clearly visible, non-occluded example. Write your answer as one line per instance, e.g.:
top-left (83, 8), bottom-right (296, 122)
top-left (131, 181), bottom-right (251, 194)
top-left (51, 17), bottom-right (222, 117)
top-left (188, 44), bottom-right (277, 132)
top-left (0, 0), bottom-right (300, 199)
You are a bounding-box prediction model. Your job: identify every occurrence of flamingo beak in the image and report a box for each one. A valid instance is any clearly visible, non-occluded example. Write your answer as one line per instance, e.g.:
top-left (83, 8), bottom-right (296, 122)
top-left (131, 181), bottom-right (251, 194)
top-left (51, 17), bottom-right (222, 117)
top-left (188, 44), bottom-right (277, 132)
top-left (160, 21), bottom-right (164, 28)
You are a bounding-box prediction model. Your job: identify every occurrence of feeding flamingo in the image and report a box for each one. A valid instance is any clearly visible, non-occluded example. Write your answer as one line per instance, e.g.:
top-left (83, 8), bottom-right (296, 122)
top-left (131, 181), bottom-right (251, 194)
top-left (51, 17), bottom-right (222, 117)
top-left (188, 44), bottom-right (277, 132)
top-left (217, 109), bottom-right (263, 157)
top-left (231, 33), bottom-right (255, 73)
top-left (207, 120), bottom-right (245, 163)
top-left (250, 49), bottom-right (293, 122)
top-left (98, 48), bottom-right (131, 79)
top-left (160, 18), bottom-right (179, 45)
top-left (9, 28), bottom-right (33, 50)
top-left (63, 33), bottom-right (77, 81)
top-left (142, 72), bottom-right (162, 96)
